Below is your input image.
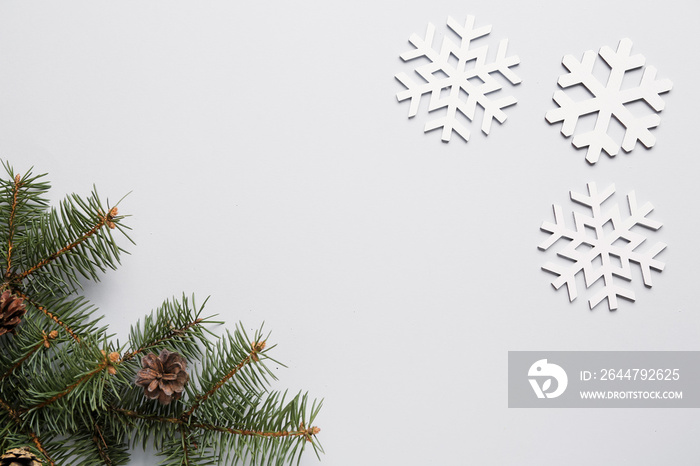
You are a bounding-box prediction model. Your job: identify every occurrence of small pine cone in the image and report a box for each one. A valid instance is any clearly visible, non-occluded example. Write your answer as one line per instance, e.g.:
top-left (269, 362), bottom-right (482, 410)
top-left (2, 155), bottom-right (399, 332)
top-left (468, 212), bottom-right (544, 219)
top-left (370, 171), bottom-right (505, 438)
top-left (134, 349), bottom-right (189, 405)
top-left (0, 291), bottom-right (26, 336)
top-left (0, 447), bottom-right (42, 465)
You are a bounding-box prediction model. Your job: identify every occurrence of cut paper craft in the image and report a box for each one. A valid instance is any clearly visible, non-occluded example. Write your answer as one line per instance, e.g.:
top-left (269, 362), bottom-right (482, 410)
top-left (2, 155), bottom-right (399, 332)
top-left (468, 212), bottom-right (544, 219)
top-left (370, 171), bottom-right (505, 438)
top-left (538, 182), bottom-right (666, 311)
top-left (545, 38), bottom-right (673, 164)
top-left (395, 15), bottom-right (521, 142)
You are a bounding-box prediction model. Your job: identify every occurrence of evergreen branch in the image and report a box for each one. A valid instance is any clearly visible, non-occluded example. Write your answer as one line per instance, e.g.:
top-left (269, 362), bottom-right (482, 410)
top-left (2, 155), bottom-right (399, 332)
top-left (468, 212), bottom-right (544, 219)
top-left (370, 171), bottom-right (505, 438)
top-left (5, 174), bottom-right (21, 279)
top-left (110, 407), bottom-right (183, 425)
top-left (16, 206), bottom-right (118, 281)
top-left (23, 358), bottom-right (108, 412)
top-left (125, 295), bottom-right (216, 365)
top-left (14, 290), bottom-right (81, 342)
top-left (0, 165), bottom-right (323, 465)
top-left (93, 423), bottom-right (113, 466)
top-left (0, 163), bottom-right (51, 281)
top-left (0, 396), bottom-right (55, 465)
top-left (43, 423), bottom-right (131, 466)
top-left (194, 391), bottom-right (324, 465)
top-left (0, 341), bottom-right (40, 380)
top-left (181, 425), bottom-right (191, 465)
top-left (122, 317), bottom-right (204, 363)
top-left (111, 408), bottom-right (319, 441)
top-left (29, 433), bottom-right (56, 466)
top-left (0, 329), bottom-right (57, 380)
top-left (181, 339), bottom-right (266, 420)
top-left (0, 393), bottom-right (22, 424)
top-left (15, 186), bottom-right (130, 295)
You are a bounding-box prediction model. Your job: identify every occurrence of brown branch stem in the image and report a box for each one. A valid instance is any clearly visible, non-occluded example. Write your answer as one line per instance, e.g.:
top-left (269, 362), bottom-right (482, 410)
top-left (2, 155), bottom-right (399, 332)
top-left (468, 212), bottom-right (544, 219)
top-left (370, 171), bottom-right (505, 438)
top-left (190, 422), bottom-right (320, 440)
top-left (93, 423), bottom-right (112, 466)
top-left (30, 433), bottom-right (56, 466)
top-left (6, 174), bottom-right (22, 279)
top-left (181, 425), bottom-right (191, 464)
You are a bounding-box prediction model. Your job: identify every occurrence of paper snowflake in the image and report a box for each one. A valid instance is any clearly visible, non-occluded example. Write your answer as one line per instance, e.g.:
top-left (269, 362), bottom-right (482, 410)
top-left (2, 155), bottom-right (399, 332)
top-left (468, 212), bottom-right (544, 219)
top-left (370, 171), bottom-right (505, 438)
top-left (538, 182), bottom-right (666, 310)
top-left (395, 15), bottom-right (521, 142)
top-left (545, 38), bottom-right (673, 164)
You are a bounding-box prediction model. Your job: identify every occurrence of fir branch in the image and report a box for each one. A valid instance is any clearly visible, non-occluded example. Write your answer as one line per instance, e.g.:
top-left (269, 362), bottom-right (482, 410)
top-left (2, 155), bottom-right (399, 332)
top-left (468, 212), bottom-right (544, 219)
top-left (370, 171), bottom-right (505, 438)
top-left (14, 290), bottom-right (81, 342)
top-left (0, 329), bottom-right (57, 380)
top-left (11, 186), bottom-right (130, 296)
top-left (110, 407), bottom-right (182, 426)
top-left (181, 339), bottom-right (266, 421)
top-left (111, 408), bottom-right (320, 446)
top-left (23, 357), bottom-right (108, 412)
top-left (0, 395), bottom-right (55, 465)
top-left (44, 423), bottom-right (131, 466)
top-left (93, 423), bottom-right (113, 466)
top-left (0, 340), bottom-right (41, 380)
top-left (0, 164), bottom-right (323, 464)
top-left (16, 206), bottom-right (118, 281)
top-left (195, 391), bottom-right (324, 465)
top-left (0, 393), bottom-right (22, 424)
top-left (28, 433), bottom-right (56, 466)
top-left (0, 163), bottom-right (51, 282)
top-left (122, 317), bottom-right (204, 364)
top-left (5, 174), bottom-right (21, 279)
top-left (181, 425), bottom-right (191, 465)
top-left (124, 295), bottom-right (216, 365)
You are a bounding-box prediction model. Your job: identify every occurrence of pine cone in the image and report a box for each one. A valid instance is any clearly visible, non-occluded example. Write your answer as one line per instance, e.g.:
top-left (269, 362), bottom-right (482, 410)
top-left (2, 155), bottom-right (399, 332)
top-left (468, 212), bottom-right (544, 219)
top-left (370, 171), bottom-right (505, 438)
top-left (0, 447), bottom-right (42, 465)
top-left (134, 349), bottom-right (189, 405)
top-left (0, 291), bottom-right (26, 336)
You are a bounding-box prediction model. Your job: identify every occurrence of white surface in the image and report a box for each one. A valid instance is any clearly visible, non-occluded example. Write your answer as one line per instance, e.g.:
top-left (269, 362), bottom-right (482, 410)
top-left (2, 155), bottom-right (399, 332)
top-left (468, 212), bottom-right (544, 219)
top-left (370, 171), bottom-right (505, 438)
top-left (1, 1), bottom-right (699, 465)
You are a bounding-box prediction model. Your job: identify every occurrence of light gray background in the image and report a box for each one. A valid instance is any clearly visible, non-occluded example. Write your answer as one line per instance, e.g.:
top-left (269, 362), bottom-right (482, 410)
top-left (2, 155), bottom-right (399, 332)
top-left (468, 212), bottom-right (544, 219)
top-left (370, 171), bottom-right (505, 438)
top-left (1, 1), bottom-right (699, 464)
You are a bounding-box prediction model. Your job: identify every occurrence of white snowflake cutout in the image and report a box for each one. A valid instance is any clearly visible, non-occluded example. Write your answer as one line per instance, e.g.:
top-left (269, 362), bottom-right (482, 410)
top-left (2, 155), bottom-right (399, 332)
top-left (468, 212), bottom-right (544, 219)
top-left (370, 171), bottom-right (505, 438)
top-left (546, 38), bottom-right (673, 164)
top-left (395, 15), bottom-right (521, 142)
top-left (539, 182), bottom-right (666, 311)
